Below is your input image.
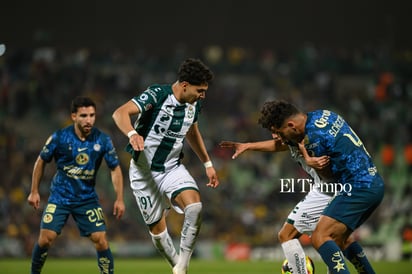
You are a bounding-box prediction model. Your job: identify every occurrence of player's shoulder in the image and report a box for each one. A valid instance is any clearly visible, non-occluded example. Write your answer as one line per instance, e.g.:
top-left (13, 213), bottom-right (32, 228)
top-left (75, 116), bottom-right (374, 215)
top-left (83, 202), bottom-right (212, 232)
top-left (134, 84), bottom-right (172, 107)
top-left (146, 84), bottom-right (172, 96)
top-left (52, 125), bottom-right (73, 139)
top-left (307, 109), bottom-right (339, 128)
top-left (91, 127), bottom-right (111, 141)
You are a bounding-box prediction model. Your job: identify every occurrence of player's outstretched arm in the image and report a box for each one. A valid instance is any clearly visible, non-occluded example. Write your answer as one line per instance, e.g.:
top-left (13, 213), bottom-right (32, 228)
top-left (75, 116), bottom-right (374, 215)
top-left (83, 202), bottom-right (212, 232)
top-left (27, 156), bottom-right (46, 210)
top-left (219, 139), bottom-right (288, 159)
top-left (110, 165), bottom-right (125, 219)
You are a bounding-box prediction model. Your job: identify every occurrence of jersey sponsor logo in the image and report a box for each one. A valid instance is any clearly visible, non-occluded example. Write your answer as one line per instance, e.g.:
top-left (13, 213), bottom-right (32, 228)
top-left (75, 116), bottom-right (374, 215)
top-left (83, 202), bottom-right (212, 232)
top-left (368, 166), bottom-right (377, 176)
top-left (76, 153), bottom-right (90, 165)
top-left (165, 130), bottom-right (185, 139)
top-left (43, 213), bottom-right (53, 223)
top-left (144, 103), bottom-right (153, 111)
top-left (314, 110), bottom-right (331, 128)
top-left (138, 93), bottom-right (149, 102)
top-left (45, 203), bottom-right (57, 213)
top-left (63, 165), bottom-right (96, 179)
top-left (95, 221), bottom-right (104, 227)
top-left (78, 147), bottom-right (88, 152)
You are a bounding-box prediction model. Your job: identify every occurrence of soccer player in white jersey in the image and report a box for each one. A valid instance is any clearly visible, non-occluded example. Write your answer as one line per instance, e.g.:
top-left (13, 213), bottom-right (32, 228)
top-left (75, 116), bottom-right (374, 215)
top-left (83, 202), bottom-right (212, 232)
top-left (112, 58), bottom-right (220, 274)
top-left (220, 137), bottom-right (333, 274)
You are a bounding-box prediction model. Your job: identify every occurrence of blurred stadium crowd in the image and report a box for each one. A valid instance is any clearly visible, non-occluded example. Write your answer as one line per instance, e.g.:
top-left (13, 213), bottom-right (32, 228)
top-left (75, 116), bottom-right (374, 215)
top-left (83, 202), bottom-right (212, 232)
top-left (1, 43), bottom-right (412, 258)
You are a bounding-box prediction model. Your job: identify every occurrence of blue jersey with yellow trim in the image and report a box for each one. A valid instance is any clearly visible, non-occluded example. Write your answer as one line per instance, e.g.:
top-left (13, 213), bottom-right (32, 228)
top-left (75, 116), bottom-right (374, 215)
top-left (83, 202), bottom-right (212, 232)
top-left (40, 125), bottom-right (120, 205)
top-left (304, 110), bottom-right (383, 188)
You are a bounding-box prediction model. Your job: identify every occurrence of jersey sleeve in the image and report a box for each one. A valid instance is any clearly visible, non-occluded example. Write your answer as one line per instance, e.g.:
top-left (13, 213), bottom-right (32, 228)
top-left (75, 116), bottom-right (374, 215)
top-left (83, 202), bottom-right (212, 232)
top-left (102, 134), bottom-right (120, 169)
top-left (131, 85), bottom-right (165, 115)
top-left (39, 132), bottom-right (59, 163)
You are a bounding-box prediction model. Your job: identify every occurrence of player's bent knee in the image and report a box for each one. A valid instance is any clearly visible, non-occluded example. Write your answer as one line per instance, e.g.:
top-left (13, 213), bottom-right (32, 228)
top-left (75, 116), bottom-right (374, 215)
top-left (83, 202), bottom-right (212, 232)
top-left (185, 202), bottom-right (202, 213)
top-left (38, 229), bottom-right (58, 247)
top-left (278, 230), bottom-right (288, 243)
top-left (278, 223), bottom-right (300, 243)
top-left (89, 231), bottom-right (109, 250)
top-left (184, 202), bottom-right (202, 223)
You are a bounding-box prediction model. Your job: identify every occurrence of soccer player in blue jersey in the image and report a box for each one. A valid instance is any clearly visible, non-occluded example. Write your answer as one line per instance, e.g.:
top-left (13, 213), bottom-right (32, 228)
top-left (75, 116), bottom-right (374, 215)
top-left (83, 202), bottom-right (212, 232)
top-left (220, 138), bottom-right (333, 274)
top-left (258, 99), bottom-right (384, 274)
top-left (112, 58), bottom-right (220, 274)
top-left (27, 96), bottom-right (125, 274)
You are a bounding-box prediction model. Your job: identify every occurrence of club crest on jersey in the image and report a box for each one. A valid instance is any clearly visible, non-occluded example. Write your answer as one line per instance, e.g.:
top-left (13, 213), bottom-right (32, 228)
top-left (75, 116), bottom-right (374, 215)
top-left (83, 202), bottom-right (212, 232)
top-left (43, 213), bottom-right (53, 223)
top-left (76, 153), bottom-right (89, 165)
top-left (188, 106), bottom-right (194, 119)
top-left (93, 144), bottom-right (101, 151)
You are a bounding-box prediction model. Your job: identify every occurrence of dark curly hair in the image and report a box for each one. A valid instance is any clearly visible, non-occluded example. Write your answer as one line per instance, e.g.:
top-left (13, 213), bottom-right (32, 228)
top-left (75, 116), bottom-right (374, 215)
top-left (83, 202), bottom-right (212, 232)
top-left (177, 58), bottom-right (214, 85)
top-left (258, 100), bottom-right (300, 130)
top-left (71, 96), bottom-right (96, 113)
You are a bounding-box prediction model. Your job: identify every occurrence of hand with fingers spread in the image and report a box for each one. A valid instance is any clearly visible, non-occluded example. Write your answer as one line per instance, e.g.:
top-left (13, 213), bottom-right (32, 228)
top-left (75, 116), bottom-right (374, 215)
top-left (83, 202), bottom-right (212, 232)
top-left (219, 141), bottom-right (249, 159)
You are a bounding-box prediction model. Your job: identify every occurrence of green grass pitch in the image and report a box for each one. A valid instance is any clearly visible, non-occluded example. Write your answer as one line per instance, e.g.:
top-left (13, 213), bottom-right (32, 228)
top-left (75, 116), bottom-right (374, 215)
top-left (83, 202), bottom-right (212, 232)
top-left (1, 258), bottom-right (410, 273)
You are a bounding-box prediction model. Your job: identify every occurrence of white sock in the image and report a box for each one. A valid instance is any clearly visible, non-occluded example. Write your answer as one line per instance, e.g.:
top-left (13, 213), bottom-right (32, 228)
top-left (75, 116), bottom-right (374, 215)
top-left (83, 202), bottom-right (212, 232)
top-left (150, 228), bottom-right (178, 267)
top-left (175, 202), bottom-right (202, 271)
top-left (281, 238), bottom-right (308, 274)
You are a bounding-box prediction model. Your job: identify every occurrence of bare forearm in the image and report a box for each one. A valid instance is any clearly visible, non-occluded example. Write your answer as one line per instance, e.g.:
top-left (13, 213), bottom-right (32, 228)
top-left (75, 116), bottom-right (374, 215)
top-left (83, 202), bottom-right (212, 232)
top-left (31, 156), bottom-right (45, 193)
top-left (111, 166), bottom-right (124, 201)
top-left (186, 124), bottom-right (210, 163)
top-left (246, 140), bottom-right (287, 152)
top-left (112, 100), bottom-right (139, 137)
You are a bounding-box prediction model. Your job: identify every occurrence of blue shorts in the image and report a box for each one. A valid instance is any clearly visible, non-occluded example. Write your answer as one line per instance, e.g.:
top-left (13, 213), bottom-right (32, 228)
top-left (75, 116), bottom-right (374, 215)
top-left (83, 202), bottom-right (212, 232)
top-left (40, 199), bottom-right (107, 237)
top-left (323, 184), bottom-right (384, 231)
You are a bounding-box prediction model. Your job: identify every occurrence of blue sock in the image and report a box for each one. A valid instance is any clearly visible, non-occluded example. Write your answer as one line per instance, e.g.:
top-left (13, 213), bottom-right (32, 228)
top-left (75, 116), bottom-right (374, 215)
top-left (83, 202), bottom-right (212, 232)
top-left (97, 248), bottom-right (114, 274)
top-left (343, 241), bottom-right (375, 274)
top-left (31, 243), bottom-right (49, 274)
top-left (318, 240), bottom-right (350, 274)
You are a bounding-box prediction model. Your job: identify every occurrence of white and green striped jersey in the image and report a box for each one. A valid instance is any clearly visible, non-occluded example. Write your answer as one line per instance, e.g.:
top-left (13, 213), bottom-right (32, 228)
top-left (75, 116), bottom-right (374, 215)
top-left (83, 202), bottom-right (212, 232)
top-left (127, 84), bottom-right (201, 172)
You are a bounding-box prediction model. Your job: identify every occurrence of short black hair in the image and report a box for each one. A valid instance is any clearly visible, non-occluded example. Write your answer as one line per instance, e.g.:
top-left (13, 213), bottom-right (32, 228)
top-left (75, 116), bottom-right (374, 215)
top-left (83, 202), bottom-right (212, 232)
top-left (258, 100), bottom-right (300, 130)
top-left (71, 96), bottom-right (96, 113)
top-left (177, 58), bottom-right (214, 85)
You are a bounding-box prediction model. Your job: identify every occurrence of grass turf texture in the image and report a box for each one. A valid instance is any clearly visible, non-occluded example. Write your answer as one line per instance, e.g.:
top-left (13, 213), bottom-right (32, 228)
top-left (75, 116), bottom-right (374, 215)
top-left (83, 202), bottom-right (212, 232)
top-left (1, 258), bottom-right (411, 273)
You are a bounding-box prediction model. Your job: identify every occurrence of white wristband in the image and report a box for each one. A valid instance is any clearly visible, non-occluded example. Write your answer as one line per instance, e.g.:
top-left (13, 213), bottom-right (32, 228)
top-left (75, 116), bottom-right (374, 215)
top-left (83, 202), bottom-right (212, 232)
top-left (127, 130), bottom-right (138, 138)
top-left (204, 161), bottom-right (213, 168)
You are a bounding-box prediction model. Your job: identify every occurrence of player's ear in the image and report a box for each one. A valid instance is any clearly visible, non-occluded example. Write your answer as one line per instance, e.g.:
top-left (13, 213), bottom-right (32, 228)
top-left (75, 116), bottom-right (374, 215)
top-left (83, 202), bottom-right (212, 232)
top-left (287, 120), bottom-right (295, 128)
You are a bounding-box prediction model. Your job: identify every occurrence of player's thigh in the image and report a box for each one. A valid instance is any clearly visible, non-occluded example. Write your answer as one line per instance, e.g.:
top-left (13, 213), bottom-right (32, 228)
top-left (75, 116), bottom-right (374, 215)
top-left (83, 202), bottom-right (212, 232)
top-left (286, 190), bottom-right (332, 235)
top-left (312, 215), bottom-right (349, 249)
top-left (130, 162), bottom-right (165, 226)
top-left (40, 203), bottom-right (71, 235)
top-left (161, 165), bottom-right (200, 212)
top-left (323, 186), bottom-right (383, 232)
top-left (72, 200), bottom-right (107, 237)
